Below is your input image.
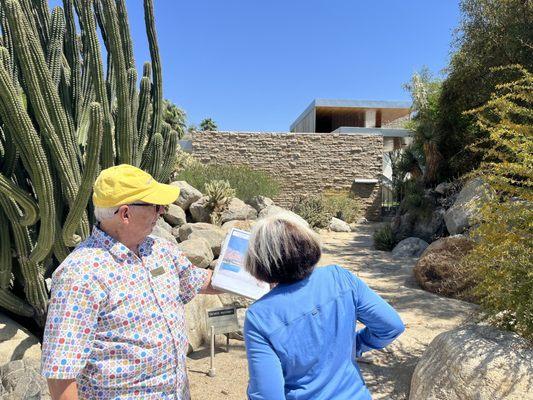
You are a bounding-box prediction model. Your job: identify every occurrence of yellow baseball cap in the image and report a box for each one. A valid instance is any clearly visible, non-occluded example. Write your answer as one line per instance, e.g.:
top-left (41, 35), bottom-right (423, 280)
top-left (93, 164), bottom-right (180, 207)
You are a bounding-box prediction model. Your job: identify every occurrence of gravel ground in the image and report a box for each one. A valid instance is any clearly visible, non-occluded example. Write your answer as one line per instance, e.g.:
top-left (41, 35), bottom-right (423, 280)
top-left (187, 223), bottom-right (478, 399)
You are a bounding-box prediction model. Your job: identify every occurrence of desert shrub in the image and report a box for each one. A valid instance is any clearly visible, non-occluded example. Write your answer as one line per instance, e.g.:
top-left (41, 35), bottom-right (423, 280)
top-left (175, 163), bottom-right (280, 201)
top-left (322, 191), bottom-right (361, 223)
top-left (373, 225), bottom-right (397, 251)
top-left (398, 180), bottom-right (433, 220)
top-left (292, 196), bottom-right (333, 229)
top-left (460, 65), bottom-right (533, 340)
top-left (204, 180), bottom-right (235, 225)
top-left (173, 149), bottom-right (202, 174)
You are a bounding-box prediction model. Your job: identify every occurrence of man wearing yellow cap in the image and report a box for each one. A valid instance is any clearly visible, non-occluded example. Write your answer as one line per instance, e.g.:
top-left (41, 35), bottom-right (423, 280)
top-left (41, 164), bottom-right (220, 400)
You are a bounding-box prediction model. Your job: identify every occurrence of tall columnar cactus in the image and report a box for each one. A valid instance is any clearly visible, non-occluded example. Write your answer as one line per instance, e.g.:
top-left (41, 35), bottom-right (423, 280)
top-left (0, 0), bottom-right (179, 324)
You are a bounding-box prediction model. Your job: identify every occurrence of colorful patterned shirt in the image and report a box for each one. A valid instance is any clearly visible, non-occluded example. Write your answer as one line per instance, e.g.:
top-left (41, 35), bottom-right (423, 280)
top-left (41, 226), bottom-right (209, 399)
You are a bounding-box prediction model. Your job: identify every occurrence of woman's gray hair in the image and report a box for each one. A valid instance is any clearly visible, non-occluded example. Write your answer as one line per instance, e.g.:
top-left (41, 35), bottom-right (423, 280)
top-left (94, 206), bottom-right (120, 222)
top-left (245, 212), bottom-right (321, 284)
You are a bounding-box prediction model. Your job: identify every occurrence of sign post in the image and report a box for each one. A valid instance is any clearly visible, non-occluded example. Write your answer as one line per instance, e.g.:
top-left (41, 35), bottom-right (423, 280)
top-left (205, 306), bottom-right (241, 378)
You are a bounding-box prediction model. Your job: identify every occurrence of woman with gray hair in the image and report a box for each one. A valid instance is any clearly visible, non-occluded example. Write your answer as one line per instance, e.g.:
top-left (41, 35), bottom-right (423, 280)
top-left (243, 213), bottom-right (405, 400)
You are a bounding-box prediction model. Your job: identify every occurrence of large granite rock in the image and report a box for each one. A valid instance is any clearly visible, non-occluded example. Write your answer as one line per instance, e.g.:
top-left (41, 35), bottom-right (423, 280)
top-left (222, 219), bottom-right (256, 232)
top-left (185, 294), bottom-right (224, 353)
top-left (0, 359), bottom-right (50, 399)
top-left (188, 228), bottom-right (226, 258)
top-left (170, 181), bottom-right (202, 211)
top-left (413, 235), bottom-right (474, 298)
top-left (410, 325), bottom-right (533, 400)
top-left (412, 208), bottom-right (446, 242)
top-left (247, 196), bottom-right (274, 213)
top-left (178, 222), bottom-right (219, 242)
top-left (392, 237), bottom-right (429, 258)
top-left (444, 178), bottom-right (493, 235)
top-left (329, 217), bottom-right (351, 232)
top-left (189, 196), bottom-right (212, 223)
top-left (176, 237), bottom-right (214, 269)
top-left (151, 218), bottom-right (176, 243)
top-left (163, 204), bottom-right (187, 227)
top-left (392, 208), bottom-right (446, 243)
top-left (258, 205), bottom-right (309, 227)
top-left (435, 182), bottom-right (453, 195)
top-left (0, 314), bottom-right (41, 367)
top-left (220, 198), bottom-right (258, 224)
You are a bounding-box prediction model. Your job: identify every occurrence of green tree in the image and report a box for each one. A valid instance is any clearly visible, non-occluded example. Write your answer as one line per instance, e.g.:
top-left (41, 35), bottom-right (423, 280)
top-left (437, 0), bottom-right (533, 179)
top-left (404, 68), bottom-right (444, 185)
top-left (461, 65), bottom-right (533, 340)
top-left (162, 99), bottom-right (187, 139)
top-left (200, 118), bottom-right (217, 131)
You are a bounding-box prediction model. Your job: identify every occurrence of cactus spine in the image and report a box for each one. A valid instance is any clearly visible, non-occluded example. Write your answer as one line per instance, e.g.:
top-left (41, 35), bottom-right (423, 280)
top-left (0, 0), bottom-right (173, 325)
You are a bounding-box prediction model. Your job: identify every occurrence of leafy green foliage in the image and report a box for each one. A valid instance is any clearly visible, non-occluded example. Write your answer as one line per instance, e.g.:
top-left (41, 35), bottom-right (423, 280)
top-left (404, 69), bottom-right (444, 184)
top-left (436, 0), bottom-right (533, 179)
top-left (175, 163), bottom-right (280, 201)
top-left (292, 196), bottom-right (333, 229)
top-left (322, 191), bottom-right (361, 224)
top-left (461, 66), bottom-right (533, 340)
top-left (162, 99), bottom-right (187, 139)
top-left (373, 225), bottom-right (397, 251)
top-left (200, 118), bottom-right (217, 131)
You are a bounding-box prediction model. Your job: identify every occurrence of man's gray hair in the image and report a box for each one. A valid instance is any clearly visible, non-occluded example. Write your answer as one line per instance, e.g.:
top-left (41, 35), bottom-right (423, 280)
top-left (94, 206), bottom-right (120, 222)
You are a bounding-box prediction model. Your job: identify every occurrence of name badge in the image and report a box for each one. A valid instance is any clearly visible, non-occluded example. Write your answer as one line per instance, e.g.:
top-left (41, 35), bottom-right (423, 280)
top-left (150, 266), bottom-right (166, 277)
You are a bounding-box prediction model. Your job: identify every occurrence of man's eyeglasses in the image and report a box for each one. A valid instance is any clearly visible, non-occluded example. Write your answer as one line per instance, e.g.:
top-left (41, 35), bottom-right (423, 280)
top-left (114, 203), bottom-right (169, 214)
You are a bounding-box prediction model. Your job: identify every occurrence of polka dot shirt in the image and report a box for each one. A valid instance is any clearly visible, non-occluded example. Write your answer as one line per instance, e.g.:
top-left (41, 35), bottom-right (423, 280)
top-left (41, 226), bottom-right (209, 399)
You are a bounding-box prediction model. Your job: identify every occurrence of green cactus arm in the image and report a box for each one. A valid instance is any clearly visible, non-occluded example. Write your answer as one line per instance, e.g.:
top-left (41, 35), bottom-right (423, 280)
top-left (62, 0), bottom-right (81, 126)
top-left (144, 0), bottom-right (162, 137)
top-left (0, 194), bottom-right (47, 319)
top-left (78, 0), bottom-right (114, 168)
top-left (0, 172), bottom-right (39, 226)
top-left (115, 0), bottom-right (134, 70)
top-left (62, 102), bottom-right (103, 247)
top-left (3, 1), bottom-right (83, 194)
top-left (31, 0), bottom-right (50, 50)
top-left (146, 131), bottom-right (163, 178)
top-left (46, 7), bottom-right (65, 89)
top-left (0, 3), bottom-right (18, 81)
top-left (159, 129), bottom-right (179, 183)
top-left (0, 55), bottom-right (56, 263)
top-left (0, 208), bottom-right (12, 288)
top-left (128, 67), bottom-right (139, 163)
top-left (0, 125), bottom-right (18, 178)
top-left (0, 289), bottom-right (34, 316)
top-left (136, 74), bottom-right (151, 164)
top-left (100, 0), bottom-right (132, 165)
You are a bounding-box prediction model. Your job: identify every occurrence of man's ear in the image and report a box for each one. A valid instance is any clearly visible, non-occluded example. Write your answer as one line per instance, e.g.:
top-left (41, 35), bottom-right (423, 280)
top-left (118, 205), bottom-right (130, 223)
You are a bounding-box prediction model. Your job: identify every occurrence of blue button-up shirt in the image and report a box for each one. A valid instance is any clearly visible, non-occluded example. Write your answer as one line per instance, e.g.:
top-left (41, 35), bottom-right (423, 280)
top-left (244, 265), bottom-right (405, 400)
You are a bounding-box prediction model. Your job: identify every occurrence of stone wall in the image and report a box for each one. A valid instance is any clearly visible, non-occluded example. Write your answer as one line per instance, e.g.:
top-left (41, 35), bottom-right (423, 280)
top-left (192, 131), bottom-right (383, 220)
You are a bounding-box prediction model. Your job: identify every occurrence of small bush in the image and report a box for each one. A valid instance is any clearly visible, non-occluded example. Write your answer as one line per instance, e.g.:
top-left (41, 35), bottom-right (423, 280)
top-left (292, 196), bottom-right (333, 229)
top-left (373, 224), bottom-right (397, 251)
top-left (175, 163), bottom-right (281, 201)
top-left (173, 149), bottom-right (202, 174)
top-left (322, 191), bottom-right (361, 223)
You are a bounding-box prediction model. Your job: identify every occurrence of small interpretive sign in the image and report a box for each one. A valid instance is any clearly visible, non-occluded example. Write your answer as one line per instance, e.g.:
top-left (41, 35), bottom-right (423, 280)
top-left (205, 306), bottom-right (240, 335)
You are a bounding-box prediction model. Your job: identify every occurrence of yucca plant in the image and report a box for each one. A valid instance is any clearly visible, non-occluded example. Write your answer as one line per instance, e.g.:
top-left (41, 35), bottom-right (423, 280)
top-left (0, 0), bottom-right (178, 325)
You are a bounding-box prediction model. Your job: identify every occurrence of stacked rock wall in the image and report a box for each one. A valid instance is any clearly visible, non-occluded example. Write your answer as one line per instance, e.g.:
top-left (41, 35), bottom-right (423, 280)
top-left (192, 131), bottom-right (383, 220)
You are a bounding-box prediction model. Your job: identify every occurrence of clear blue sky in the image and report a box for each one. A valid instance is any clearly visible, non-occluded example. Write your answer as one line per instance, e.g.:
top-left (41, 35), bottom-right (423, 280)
top-left (52, 1), bottom-right (461, 131)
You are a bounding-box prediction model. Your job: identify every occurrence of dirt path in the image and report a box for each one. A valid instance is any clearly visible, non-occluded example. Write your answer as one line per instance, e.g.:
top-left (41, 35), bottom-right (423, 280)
top-left (187, 223), bottom-right (478, 399)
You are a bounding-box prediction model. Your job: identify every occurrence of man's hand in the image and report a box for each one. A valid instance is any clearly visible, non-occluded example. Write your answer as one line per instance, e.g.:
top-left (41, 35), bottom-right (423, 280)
top-left (48, 379), bottom-right (78, 400)
top-left (199, 269), bottom-right (223, 294)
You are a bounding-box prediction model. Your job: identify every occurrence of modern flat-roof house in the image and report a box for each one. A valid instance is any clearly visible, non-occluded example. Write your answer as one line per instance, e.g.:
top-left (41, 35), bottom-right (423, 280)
top-left (290, 99), bottom-right (414, 213)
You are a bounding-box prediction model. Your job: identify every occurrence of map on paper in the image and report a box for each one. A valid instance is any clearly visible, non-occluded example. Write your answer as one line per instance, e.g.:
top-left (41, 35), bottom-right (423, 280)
top-left (211, 228), bottom-right (270, 300)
